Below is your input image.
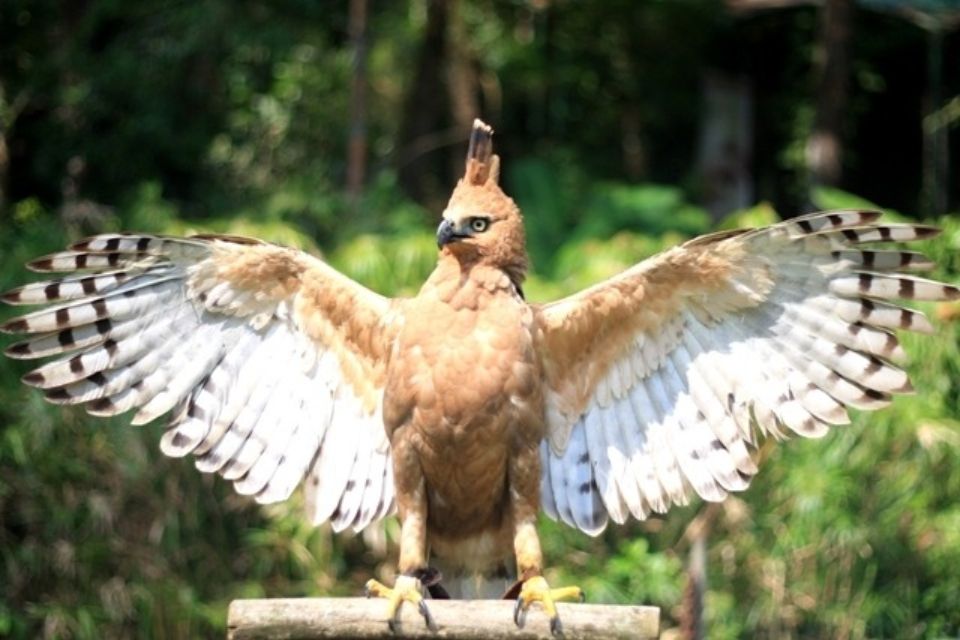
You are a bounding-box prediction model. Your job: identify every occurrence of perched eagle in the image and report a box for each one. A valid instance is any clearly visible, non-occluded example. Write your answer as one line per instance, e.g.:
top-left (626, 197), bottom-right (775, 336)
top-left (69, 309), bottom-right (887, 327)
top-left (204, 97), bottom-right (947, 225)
top-left (2, 120), bottom-right (957, 635)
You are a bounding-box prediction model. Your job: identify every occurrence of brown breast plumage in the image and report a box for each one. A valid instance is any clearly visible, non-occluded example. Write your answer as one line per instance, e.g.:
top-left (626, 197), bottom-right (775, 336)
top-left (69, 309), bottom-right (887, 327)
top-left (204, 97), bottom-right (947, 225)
top-left (383, 264), bottom-right (544, 548)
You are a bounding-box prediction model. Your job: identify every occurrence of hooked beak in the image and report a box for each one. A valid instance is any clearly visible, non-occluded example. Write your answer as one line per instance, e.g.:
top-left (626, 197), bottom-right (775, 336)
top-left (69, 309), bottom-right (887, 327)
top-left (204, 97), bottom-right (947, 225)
top-left (436, 219), bottom-right (463, 248)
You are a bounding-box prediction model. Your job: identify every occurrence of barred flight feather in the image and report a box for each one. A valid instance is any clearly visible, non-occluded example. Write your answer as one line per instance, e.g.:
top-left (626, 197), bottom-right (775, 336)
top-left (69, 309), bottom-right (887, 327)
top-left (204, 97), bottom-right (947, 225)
top-left (642, 373), bottom-right (689, 507)
top-left (625, 380), bottom-right (670, 513)
top-left (1, 233), bottom-right (395, 530)
top-left (812, 224), bottom-right (940, 245)
top-left (613, 389), bottom-right (652, 519)
top-left (305, 386), bottom-right (363, 527)
top-left (539, 442), bottom-right (560, 522)
top-left (3, 208), bottom-right (956, 550)
top-left (540, 210), bottom-right (957, 535)
top-left (543, 420), bottom-right (607, 536)
top-left (669, 340), bottom-right (749, 492)
top-left (10, 124), bottom-right (958, 608)
top-left (220, 349), bottom-right (300, 482)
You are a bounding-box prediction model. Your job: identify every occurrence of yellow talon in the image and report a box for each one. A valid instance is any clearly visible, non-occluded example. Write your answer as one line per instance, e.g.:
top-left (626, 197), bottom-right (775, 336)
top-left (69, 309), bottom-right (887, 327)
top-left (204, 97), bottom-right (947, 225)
top-left (513, 575), bottom-right (584, 637)
top-left (365, 574), bottom-right (437, 633)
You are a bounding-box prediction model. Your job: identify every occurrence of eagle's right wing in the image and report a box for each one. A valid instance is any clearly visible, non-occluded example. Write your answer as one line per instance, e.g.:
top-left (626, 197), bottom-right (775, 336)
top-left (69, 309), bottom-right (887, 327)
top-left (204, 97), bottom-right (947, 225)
top-left (2, 233), bottom-right (399, 532)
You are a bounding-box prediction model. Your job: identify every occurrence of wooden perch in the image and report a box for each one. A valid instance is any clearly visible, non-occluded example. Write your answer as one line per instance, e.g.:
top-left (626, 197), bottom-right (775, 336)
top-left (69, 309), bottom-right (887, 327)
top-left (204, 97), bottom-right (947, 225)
top-left (228, 598), bottom-right (660, 640)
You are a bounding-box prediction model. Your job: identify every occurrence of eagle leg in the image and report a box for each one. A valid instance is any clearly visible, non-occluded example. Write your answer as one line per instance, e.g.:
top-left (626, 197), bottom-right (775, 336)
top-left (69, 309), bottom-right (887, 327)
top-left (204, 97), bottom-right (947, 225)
top-left (511, 491), bottom-right (584, 634)
top-left (370, 449), bottom-right (435, 633)
top-left (508, 444), bottom-right (585, 635)
top-left (513, 575), bottom-right (585, 637)
top-left (365, 574), bottom-right (438, 634)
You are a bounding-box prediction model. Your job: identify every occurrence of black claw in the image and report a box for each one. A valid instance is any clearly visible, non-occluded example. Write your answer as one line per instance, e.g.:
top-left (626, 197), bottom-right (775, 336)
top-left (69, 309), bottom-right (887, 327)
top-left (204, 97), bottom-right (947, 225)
top-left (364, 586), bottom-right (372, 599)
top-left (419, 600), bottom-right (438, 633)
top-left (427, 582), bottom-right (450, 600)
top-left (550, 616), bottom-right (565, 638)
top-left (513, 598), bottom-right (526, 628)
top-left (388, 618), bottom-right (399, 635)
top-left (579, 590), bottom-right (586, 603)
top-left (412, 566), bottom-right (443, 588)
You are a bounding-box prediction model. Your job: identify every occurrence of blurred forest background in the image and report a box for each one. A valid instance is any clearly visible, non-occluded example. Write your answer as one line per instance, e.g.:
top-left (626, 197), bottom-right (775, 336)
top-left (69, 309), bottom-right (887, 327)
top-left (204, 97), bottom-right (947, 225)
top-left (2, 0), bottom-right (960, 638)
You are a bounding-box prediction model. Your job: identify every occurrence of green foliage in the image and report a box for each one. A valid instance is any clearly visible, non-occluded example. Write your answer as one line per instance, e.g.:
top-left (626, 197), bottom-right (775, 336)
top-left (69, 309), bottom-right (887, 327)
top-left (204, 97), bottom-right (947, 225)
top-left (576, 183), bottom-right (711, 241)
top-left (329, 231), bottom-right (437, 297)
top-left (510, 157), bottom-right (710, 277)
top-left (527, 195), bottom-right (960, 639)
top-left (543, 524), bottom-right (685, 610)
top-left (2, 2), bottom-right (960, 639)
top-left (716, 202), bottom-right (780, 230)
top-left (4, 195), bottom-right (960, 639)
top-left (811, 186), bottom-right (900, 217)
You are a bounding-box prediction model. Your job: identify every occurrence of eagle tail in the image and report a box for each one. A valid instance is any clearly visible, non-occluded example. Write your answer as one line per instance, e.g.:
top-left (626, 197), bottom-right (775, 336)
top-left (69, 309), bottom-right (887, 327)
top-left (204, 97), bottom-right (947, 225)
top-left (430, 559), bottom-right (514, 600)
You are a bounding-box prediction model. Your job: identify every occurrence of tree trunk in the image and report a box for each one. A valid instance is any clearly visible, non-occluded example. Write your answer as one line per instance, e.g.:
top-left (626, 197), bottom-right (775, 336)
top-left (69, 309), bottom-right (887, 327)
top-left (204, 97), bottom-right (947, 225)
top-left (681, 534), bottom-right (707, 640)
top-left (696, 72), bottom-right (754, 221)
top-left (922, 26), bottom-right (948, 216)
top-left (0, 80), bottom-right (12, 217)
top-left (0, 83), bottom-right (32, 220)
top-left (396, 0), bottom-right (452, 210)
top-left (0, 121), bottom-right (8, 217)
top-left (347, 0), bottom-right (369, 211)
top-left (805, 0), bottom-right (853, 190)
top-left (446, 0), bottom-right (480, 182)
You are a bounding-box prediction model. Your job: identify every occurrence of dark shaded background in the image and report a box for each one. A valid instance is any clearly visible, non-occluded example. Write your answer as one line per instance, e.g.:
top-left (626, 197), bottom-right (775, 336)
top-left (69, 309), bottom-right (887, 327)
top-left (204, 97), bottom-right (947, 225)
top-left (1, 1), bottom-right (959, 638)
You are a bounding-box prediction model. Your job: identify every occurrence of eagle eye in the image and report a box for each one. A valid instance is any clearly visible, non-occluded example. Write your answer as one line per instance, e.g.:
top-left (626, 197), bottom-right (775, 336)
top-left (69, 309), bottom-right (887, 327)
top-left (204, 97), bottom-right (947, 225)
top-left (470, 217), bottom-right (489, 233)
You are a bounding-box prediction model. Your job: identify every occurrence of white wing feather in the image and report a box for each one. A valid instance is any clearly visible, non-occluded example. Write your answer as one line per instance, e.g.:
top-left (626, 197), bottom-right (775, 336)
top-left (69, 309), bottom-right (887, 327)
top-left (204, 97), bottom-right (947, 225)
top-left (2, 234), bottom-right (395, 530)
top-left (539, 210), bottom-right (957, 534)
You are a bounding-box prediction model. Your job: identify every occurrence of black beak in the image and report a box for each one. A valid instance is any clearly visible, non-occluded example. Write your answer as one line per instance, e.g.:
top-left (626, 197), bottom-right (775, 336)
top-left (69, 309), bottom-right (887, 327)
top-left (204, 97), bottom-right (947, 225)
top-left (436, 219), bottom-right (460, 248)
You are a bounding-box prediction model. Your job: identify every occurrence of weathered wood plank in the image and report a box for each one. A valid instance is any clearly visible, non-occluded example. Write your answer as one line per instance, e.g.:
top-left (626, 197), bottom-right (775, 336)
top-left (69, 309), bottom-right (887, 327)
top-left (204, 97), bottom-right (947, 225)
top-left (227, 598), bottom-right (659, 639)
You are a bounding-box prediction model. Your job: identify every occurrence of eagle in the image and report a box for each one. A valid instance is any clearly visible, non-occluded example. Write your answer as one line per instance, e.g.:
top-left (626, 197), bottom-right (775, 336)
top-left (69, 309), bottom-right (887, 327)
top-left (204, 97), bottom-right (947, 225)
top-left (2, 120), bottom-right (957, 635)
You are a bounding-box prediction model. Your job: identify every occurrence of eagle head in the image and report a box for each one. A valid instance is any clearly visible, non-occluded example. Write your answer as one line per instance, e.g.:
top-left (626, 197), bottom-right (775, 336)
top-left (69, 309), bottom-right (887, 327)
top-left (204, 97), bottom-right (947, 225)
top-left (438, 119), bottom-right (528, 284)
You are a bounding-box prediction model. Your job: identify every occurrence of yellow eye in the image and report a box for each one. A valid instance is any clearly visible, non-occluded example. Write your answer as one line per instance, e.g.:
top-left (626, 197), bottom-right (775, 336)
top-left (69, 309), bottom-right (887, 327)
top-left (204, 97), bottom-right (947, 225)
top-left (470, 217), bottom-right (489, 233)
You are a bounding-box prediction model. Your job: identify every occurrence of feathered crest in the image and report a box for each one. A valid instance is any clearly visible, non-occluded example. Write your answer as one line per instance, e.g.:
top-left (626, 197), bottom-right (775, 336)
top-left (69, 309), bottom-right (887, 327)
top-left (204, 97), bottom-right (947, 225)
top-left (464, 119), bottom-right (500, 186)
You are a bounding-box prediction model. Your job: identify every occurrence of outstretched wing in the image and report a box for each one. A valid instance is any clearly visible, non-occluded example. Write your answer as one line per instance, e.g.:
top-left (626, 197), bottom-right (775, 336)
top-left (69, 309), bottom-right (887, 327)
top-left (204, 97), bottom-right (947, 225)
top-left (1, 233), bottom-right (399, 532)
top-left (535, 210), bottom-right (958, 535)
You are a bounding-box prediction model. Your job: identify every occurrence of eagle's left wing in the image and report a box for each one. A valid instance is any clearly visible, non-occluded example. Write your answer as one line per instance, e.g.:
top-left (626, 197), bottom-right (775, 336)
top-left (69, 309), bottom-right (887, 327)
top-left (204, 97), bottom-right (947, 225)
top-left (535, 210), bottom-right (957, 536)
